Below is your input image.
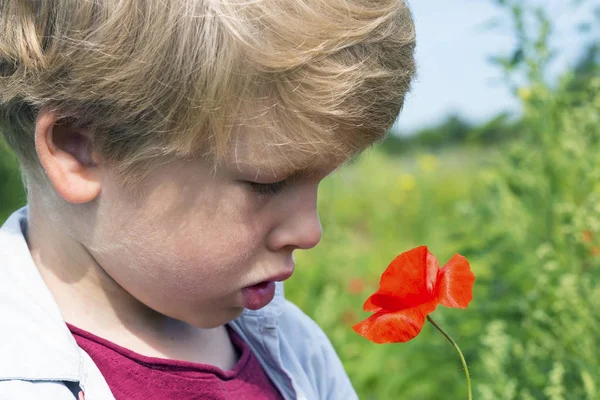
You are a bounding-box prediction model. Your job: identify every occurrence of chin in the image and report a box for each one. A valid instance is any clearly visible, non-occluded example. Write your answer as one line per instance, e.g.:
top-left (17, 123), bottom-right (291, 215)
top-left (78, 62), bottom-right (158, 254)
top-left (187, 306), bottom-right (245, 329)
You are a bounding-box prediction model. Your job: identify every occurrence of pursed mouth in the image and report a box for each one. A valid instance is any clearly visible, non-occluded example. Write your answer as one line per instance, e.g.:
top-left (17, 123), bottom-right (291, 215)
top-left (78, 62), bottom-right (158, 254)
top-left (247, 281), bottom-right (272, 289)
top-left (246, 266), bottom-right (294, 288)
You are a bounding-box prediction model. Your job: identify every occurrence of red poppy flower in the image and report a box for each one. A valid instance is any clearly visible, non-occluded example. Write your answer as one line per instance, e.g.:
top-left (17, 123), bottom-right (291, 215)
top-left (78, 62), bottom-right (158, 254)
top-left (353, 246), bottom-right (475, 344)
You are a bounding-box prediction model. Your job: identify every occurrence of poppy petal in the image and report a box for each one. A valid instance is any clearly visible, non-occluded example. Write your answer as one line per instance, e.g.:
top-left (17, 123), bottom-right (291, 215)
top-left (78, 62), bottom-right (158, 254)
top-left (352, 301), bottom-right (438, 344)
top-left (437, 254), bottom-right (475, 308)
top-left (363, 294), bottom-right (383, 312)
top-left (367, 292), bottom-right (408, 311)
top-left (376, 246), bottom-right (439, 306)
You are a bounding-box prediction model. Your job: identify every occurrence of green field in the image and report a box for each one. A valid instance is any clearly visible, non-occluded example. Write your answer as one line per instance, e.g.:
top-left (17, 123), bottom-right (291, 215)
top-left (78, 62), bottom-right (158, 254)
top-left (285, 75), bottom-right (600, 399)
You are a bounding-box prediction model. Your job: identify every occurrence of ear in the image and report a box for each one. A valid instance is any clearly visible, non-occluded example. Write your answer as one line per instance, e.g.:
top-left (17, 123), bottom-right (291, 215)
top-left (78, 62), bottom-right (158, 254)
top-left (35, 111), bottom-right (102, 204)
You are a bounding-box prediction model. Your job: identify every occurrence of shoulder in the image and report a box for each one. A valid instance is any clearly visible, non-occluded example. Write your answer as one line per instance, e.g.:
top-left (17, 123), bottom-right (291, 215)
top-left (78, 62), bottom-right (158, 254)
top-left (277, 300), bottom-right (359, 400)
top-left (0, 380), bottom-right (77, 400)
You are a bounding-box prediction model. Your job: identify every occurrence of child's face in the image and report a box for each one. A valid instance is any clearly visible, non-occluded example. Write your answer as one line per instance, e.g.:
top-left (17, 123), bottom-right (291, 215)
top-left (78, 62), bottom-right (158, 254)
top-left (87, 139), bottom-right (339, 328)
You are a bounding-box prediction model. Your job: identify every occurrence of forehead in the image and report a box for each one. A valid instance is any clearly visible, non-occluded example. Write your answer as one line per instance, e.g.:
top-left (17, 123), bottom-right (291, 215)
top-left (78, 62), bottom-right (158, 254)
top-left (223, 125), bottom-right (361, 179)
top-left (227, 142), bottom-right (352, 179)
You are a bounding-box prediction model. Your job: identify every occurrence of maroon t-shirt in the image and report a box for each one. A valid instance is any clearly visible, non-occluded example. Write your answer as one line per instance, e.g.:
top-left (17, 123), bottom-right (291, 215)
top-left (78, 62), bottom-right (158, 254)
top-left (67, 324), bottom-right (283, 400)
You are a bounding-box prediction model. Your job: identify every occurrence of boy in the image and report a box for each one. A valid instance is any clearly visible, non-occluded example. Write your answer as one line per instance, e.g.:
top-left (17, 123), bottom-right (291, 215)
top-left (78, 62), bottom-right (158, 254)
top-left (0, 1), bottom-right (416, 399)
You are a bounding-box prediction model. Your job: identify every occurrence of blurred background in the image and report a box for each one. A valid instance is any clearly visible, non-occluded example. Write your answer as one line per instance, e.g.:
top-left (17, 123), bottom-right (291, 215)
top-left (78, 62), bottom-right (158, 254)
top-left (1, 0), bottom-right (599, 399)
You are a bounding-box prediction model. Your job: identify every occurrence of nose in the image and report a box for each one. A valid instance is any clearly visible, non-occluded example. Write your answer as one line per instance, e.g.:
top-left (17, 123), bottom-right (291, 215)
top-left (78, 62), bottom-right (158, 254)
top-left (266, 188), bottom-right (323, 251)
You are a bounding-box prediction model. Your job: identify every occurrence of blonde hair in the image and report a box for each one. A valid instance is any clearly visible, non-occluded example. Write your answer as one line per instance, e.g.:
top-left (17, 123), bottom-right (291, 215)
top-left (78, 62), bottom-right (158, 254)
top-left (0, 0), bottom-right (416, 184)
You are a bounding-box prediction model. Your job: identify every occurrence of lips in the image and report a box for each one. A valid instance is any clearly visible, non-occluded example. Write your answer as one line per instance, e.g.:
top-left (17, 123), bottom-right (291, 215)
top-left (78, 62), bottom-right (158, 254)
top-left (240, 268), bottom-right (294, 310)
top-left (247, 281), bottom-right (271, 290)
top-left (268, 269), bottom-right (294, 283)
top-left (246, 267), bottom-right (295, 287)
top-left (241, 281), bottom-right (276, 310)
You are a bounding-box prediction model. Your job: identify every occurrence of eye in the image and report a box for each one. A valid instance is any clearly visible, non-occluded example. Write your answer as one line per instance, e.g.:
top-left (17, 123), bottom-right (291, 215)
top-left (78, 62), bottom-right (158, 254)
top-left (246, 180), bottom-right (289, 197)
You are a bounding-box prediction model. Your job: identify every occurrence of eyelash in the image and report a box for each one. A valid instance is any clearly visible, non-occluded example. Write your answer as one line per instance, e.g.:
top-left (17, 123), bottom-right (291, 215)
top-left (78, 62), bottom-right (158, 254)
top-left (247, 180), bottom-right (289, 197)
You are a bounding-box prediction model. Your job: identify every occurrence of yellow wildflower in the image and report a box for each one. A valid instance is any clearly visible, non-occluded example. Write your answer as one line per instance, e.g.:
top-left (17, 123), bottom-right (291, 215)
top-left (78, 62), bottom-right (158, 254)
top-left (418, 154), bottom-right (439, 173)
top-left (397, 173), bottom-right (416, 192)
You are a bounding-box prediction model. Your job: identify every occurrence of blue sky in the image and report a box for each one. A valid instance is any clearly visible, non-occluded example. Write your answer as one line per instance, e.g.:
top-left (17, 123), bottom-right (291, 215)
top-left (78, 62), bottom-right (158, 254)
top-left (395, 0), bottom-right (598, 133)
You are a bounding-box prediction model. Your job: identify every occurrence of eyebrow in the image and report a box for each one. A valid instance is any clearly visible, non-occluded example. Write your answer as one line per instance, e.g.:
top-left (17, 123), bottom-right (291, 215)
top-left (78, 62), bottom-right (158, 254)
top-left (244, 162), bottom-right (343, 182)
top-left (286, 159), bottom-right (351, 180)
top-left (237, 148), bottom-right (357, 181)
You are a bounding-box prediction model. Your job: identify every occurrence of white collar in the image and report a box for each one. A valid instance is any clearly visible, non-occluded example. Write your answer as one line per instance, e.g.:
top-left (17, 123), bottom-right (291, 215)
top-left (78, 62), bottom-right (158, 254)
top-left (0, 207), bottom-right (81, 382)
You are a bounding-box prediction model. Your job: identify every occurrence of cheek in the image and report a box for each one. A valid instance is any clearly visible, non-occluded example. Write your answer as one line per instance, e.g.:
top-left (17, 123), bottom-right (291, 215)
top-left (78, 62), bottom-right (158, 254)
top-left (89, 167), bottom-right (279, 319)
top-left (151, 191), bottom-right (267, 273)
top-left (92, 191), bottom-right (266, 299)
top-left (162, 221), bottom-right (259, 278)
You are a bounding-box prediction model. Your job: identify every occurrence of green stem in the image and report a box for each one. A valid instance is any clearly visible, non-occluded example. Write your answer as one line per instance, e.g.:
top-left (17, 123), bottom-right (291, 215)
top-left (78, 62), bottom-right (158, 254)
top-left (427, 315), bottom-right (472, 400)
